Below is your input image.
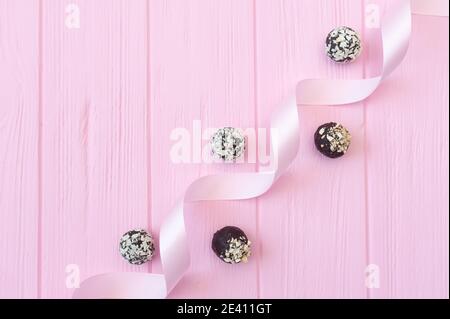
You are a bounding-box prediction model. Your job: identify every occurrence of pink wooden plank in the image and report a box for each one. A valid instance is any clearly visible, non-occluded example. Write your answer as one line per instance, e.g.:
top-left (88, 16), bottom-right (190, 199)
top-left (365, 1), bottom-right (449, 298)
top-left (40, 0), bottom-right (148, 298)
top-left (149, 0), bottom-right (259, 298)
top-left (255, 0), bottom-right (368, 298)
top-left (0, 0), bottom-right (39, 298)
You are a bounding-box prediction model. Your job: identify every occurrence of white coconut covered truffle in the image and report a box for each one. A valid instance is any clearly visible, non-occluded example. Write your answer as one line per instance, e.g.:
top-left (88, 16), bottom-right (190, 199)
top-left (326, 26), bottom-right (362, 63)
top-left (211, 127), bottom-right (245, 161)
top-left (119, 229), bottom-right (155, 265)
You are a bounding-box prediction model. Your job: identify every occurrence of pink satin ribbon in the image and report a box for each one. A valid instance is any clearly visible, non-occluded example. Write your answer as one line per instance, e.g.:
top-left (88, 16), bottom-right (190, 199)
top-left (73, 0), bottom-right (448, 299)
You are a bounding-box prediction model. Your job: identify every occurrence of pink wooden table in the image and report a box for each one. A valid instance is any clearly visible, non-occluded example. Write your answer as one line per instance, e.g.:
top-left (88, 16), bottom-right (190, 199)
top-left (0, 0), bottom-right (448, 299)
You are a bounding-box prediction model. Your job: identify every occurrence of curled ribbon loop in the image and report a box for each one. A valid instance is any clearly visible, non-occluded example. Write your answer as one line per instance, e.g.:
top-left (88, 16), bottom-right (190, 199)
top-left (74, 0), bottom-right (448, 299)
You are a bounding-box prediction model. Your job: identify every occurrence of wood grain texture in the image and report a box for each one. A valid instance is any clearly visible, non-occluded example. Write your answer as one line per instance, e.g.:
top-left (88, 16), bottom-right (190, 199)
top-left (0, 0), bottom-right (448, 299)
top-left (255, 0), bottom-right (367, 298)
top-left (0, 0), bottom-right (39, 298)
top-left (365, 0), bottom-right (449, 298)
top-left (40, 0), bottom-right (148, 298)
top-left (149, 0), bottom-right (259, 298)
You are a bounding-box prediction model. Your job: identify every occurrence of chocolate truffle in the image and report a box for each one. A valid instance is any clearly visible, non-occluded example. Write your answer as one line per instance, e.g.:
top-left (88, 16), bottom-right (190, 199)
top-left (212, 226), bottom-right (251, 264)
top-left (326, 26), bottom-right (362, 63)
top-left (211, 127), bottom-right (245, 161)
top-left (314, 122), bottom-right (351, 158)
top-left (119, 229), bottom-right (155, 265)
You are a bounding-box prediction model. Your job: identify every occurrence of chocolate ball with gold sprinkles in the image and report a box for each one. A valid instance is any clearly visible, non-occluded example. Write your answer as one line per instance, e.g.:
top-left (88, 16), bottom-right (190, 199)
top-left (314, 122), bottom-right (351, 158)
top-left (326, 26), bottom-right (362, 63)
top-left (119, 229), bottom-right (155, 265)
top-left (212, 226), bottom-right (251, 264)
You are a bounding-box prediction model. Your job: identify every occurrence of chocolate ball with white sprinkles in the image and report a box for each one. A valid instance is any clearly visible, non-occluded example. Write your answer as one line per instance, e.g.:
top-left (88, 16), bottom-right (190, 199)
top-left (212, 226), bottom-right (251, 264)
top-left (314, 122), bottom-right (352, 158)
top-left (119, 229), bottom-right (155, 265)
top-left (326, 26), bottom-right (362, 63)
top-left (211, 127), bottom-right (245, 161)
